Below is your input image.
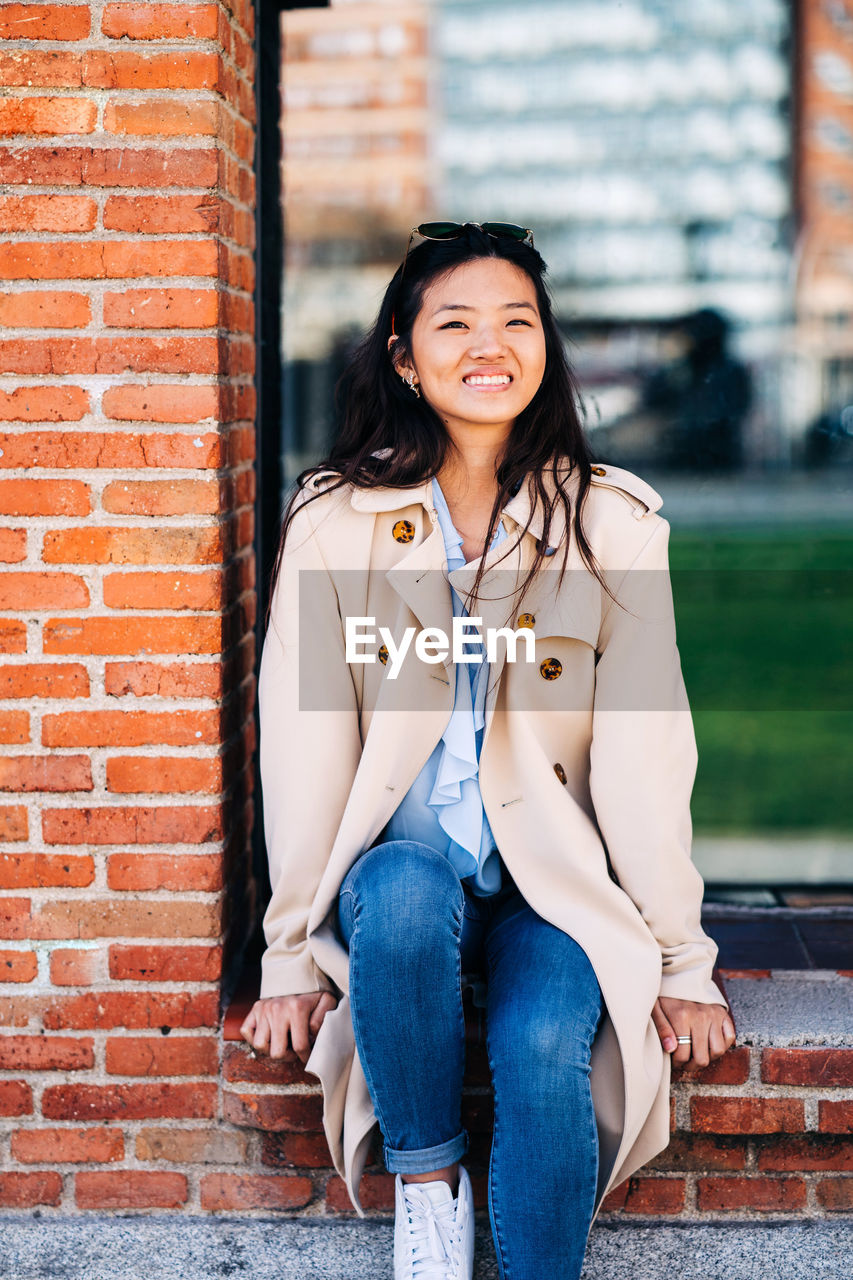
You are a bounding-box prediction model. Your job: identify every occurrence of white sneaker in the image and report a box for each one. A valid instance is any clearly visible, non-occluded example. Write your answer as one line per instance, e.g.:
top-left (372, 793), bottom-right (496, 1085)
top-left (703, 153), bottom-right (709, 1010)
top-left (393, 1165), bottom-right (475, 1280)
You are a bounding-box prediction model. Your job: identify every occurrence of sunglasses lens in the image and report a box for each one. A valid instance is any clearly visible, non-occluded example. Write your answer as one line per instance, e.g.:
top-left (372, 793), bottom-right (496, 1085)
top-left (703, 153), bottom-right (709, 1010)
top-left (417, 221), bottom-right (463, 239)
top-left (480, 222), bottom-right (530, 241)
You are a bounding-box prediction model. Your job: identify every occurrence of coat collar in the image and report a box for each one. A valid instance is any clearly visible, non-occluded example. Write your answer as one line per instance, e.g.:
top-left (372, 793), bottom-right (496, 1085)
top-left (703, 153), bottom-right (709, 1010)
top-left (348, 452), bottom-right (578, 551)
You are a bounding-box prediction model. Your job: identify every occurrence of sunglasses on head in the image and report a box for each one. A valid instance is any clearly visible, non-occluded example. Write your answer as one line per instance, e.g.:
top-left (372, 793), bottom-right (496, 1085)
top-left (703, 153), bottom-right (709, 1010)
top-left (390, 221), bottom-right (535, 336)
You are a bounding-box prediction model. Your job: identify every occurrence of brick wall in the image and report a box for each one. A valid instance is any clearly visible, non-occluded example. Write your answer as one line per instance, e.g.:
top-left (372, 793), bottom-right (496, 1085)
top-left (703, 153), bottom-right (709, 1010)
top-left (221, 972), bottom-right (853, 1220)
top-left (0, 1), bottom-right (258, 1210)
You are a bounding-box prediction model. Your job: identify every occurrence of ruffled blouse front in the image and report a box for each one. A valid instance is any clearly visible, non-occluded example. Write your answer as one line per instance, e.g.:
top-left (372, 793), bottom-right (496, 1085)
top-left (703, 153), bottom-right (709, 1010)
top-left (380, 475), bottom-right (507, 896)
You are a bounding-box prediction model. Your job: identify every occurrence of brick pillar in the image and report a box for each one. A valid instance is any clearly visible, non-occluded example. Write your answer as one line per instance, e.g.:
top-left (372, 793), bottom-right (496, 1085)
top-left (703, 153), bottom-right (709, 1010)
top-left (0, 2), bottom-right (257, 1210)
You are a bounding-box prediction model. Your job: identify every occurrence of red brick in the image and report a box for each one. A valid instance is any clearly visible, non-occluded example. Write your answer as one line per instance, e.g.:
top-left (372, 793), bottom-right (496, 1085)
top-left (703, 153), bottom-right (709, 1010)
top-left (761, 1048), bottom-right (853, 1087)
top-left (0, 291), bottom-right (91, 328)
top-left (102, 479), bottom-right (221, 516)
top-left (326, 1172), bottom-right (395, 1213)
top-left (43, 616), bottom-right (222, 656)
top-left (12, 1127), bottom-right (123, 1164)
top-left (648, 1133), bottom-right (747, 1172)
top-left (104, 660), bottom-right (222, 699)
top-left (106, 854), bottom-right (222, 892)
top-left (200, 1172), bottom-right (313, 1211)
top-left (0, 6), bottom-right (90, 40)
top-left (0, 195), bottom-right (96, 233)
top-left (0, 853), bottom-right (95, 888)
top-left (101, 381), bottom-right (217, 422)
top-left (136, 1127), bottom-right (249, 1164)
top-left (25, 898), bottom-right (218, 942)
top-left (0, 898), bottom-right (30, 937)
top-left (0, 388), bottom-right (89, 424)
top-left (42, 990), bottom-right (219, 1031)
top-left (697, 1176), bottom-right (807, 1212)
top-left (0, 50), bottom-right (82, 89)
top-left (81, 146), bottom-right (219, 189)
top-left (262, 1133), bottom-right (334, 1170)
top-left (0, 710), bottom-right (29, 741)
top-left (671, 1044), bottom-right (742, 1085)
top-left (106, 1035), bottom-right (217, 1078)
top-left (0, 480), bottom-right (90, 516)
top-left (757, 1135), bottom-right (853, 1171)
top-left (0, 241), bottom-right (216, 282)
top-left (75, 1170), bottom-right (187, 1209)
top-left (109, 944), bottom-right (221, 983)
top-left (601, 1176), bottom-right (685, 1214)
top-left (0, 429), bottom-right (220, 466)
top-left (0, 623), bottom-right (27, 655)
top-left (104, 194), bottom-right (221, 234)
top-left (819, 1101), bottom-right (853, 1133)
top-left (0, 1171), bottom-right (62, 1207)
top-left (0, 98), bottom-right (96, 136)
top-left (105, 99), bottom-right (218, 138)
top-left (42, 805), bottom-right (223, 846)
top-left (0, 1034), bottom-right (89, 1075)
top-left (0, 664), bottom-right (89, 698)
top-left (0, 1079), bottom-right (32, 1115)
top-left (223, 1042), bottom-right (307, 1086)
top-left (0, 948), bottom-right (37, 982)
top-left (223, 1090), bottom-right (325, 1133)
top-left (816, 1179), bottom-right (853, 1210)
top-left (103, 240), bottom-right (218, 279)
top-left (0, 528), bottom-right (26, 560)
top-left (43, 709), bottom-right (219, 748)
top-left (49, 948), bottom-right (99, 986)
top-left (0, 335), bottom-right (219, 376)
top-left (43, 1082), bottom-right (217, 1121)
top-left (42, 526), bottom-right (222, 565)
top-left (0, 806), bottom-right (27, 840)
top-left (84, 50), bottom-right (220, 92)
top-left (691, 1097), bottom-right (805, 1135)
top-left (103, 571), bottom-right (222, 612)
top-left (0, 755), bottom-right (92, 792)
top-left (101, 4), bottom-right (218, 41)
top-left (107, 756), bottom-right (221, 795)
top-left (0, 241), bottom-right (104, 280)
top-left (0, 572), bottom-right (88, 609)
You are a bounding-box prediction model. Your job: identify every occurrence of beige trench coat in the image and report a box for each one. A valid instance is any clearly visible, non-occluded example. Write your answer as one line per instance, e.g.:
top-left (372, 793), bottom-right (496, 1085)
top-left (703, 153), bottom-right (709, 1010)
top-left (257, 456), bottom-right (730, 1222)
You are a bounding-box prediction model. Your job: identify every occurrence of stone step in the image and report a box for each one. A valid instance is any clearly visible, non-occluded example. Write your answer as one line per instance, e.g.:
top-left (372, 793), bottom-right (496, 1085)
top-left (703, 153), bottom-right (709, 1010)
top-left (0, 1215), bottom-right (850, 1279)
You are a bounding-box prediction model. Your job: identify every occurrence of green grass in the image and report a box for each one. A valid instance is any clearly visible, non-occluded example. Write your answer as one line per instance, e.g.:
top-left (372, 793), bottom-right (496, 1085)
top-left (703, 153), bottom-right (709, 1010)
top-left (669, 525), bottom-right (853, 834)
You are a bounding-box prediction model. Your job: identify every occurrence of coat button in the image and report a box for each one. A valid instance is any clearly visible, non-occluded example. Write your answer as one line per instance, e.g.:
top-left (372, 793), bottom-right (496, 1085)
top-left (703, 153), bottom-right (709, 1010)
top-left (553, 762), bottom-right (567, 784)
top-left (540, 657), bottom-right (562, 680)
top-left (591, 465), bottom-right (606, 476)
top-left (517, 613), bottom-right (535, 628)
top-left (378, 644), bottom-right (389, 665)
top-left (392, 519), bottom-right (415, 543)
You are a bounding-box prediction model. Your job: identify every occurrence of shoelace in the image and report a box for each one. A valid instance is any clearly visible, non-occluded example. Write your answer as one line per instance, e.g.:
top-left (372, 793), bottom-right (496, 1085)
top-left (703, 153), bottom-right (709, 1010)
top-left (402, 1184), bottom-right (459, 1279)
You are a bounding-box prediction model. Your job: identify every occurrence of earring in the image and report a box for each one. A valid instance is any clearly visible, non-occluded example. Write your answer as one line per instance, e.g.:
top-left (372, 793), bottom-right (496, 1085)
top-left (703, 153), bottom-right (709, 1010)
top-left (402, 374), bottom-right (421, 399)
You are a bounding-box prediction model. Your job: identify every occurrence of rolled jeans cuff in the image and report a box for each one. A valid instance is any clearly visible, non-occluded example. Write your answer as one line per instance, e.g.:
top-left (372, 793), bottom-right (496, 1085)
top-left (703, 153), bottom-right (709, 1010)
top-left (383, 1128), bottom-right (469, 1174)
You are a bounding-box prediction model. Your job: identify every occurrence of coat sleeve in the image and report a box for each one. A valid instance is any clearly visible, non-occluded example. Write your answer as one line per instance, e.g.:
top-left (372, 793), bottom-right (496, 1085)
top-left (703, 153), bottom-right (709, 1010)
top-left (257, 487), bottom-right (363, 1000)
top-left (588, 515), bottom-right (728, 1009)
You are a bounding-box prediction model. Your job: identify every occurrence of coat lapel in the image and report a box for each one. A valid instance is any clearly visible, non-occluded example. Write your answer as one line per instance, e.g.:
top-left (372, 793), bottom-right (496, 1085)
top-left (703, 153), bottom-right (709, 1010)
top-left (348, 463), bottom-right (592, 740)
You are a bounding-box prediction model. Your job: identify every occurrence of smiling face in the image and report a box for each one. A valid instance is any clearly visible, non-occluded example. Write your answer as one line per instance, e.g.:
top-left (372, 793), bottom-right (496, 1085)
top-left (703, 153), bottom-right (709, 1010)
top-left (391, 257), bottom-right (547, 440)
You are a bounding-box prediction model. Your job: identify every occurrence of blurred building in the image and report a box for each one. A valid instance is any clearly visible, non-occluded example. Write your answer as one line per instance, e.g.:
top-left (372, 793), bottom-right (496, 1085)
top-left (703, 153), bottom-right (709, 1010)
top-left (281, 0), bottom-right (431, 363)
top-left (436, 1), bottom-right (793, 325)
top-left (790, 0), bottom-right (853, 462)
top-left (279, 0), bottom-right (850, 472)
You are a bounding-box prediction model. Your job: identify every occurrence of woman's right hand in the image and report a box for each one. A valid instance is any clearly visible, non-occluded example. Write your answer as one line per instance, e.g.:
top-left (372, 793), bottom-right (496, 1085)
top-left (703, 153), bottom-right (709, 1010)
top-left (240, 992), bottom-right (339, 1065)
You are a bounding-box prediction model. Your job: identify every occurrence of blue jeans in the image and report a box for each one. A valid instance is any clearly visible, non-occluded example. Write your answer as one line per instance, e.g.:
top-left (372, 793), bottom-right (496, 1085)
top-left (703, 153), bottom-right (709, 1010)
top-left (336, 839), bottom-right (605, 1280)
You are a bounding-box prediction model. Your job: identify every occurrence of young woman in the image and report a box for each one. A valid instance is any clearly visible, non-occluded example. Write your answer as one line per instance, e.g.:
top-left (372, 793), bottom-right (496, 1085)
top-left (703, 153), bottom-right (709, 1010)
top-left (241, 222), bottom-right (736, 1280)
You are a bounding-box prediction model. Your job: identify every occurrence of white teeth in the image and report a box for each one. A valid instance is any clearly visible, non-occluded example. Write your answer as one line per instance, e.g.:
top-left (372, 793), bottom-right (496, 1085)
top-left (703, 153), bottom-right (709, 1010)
top-left (464, 374), bottom-right (511, 386)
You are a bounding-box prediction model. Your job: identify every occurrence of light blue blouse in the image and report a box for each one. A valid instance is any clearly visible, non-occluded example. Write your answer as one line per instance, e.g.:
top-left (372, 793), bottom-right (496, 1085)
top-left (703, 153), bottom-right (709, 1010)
top-left (379, 476), bottom-right (507, 897)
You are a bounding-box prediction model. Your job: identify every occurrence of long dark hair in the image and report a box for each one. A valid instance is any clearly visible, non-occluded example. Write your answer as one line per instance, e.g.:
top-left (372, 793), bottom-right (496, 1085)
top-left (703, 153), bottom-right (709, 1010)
top-left (264, 224), bottom-right (614, 632)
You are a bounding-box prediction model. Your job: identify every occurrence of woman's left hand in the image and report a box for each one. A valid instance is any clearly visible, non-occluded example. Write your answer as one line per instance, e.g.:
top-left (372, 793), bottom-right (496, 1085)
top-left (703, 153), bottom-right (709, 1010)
top-left (652, 996), bottom-right (737, 1071)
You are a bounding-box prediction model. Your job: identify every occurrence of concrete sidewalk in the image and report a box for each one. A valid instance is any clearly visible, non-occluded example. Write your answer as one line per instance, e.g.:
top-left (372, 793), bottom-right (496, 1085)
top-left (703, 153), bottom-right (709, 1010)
top-left (0, 1216), bottom-right (850, 1280)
